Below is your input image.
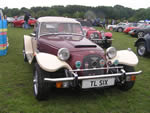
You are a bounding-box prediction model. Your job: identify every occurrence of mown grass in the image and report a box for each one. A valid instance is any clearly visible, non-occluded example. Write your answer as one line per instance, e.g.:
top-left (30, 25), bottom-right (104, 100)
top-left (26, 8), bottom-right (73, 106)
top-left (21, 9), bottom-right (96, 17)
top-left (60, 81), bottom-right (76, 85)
top-left (0, 26), bottom-right (150, 113)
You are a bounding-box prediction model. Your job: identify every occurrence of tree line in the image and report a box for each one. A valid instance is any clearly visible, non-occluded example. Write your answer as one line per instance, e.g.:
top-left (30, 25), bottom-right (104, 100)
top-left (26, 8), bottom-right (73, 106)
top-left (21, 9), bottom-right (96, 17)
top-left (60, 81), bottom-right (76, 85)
top-left (2, 5), bottom-right (150, 22)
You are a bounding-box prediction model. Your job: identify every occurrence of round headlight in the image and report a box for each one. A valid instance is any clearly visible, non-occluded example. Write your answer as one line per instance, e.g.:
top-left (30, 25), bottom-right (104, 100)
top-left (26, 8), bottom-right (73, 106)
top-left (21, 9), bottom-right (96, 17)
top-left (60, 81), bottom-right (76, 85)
top-left (106, 47), bottom-right (117, 59)
top-left (57, 48), bottom-right (70, 61)
top-left (90, 33), bottom-right (94, 39)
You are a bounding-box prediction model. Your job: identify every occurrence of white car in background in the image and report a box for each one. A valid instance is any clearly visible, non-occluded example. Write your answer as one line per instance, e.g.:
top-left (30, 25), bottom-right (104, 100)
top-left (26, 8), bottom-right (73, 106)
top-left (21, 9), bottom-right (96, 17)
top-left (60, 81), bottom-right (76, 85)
top-left (7, 17), bottom-right (15, 23)
top-left (106, 24), bottom-right (117, 30)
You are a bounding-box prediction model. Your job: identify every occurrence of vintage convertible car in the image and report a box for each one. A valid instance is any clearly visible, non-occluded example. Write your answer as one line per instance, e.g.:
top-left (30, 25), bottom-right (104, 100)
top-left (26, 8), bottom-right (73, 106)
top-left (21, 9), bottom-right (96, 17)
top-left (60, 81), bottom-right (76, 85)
top-left (23, 16), bottom-right (142, 100)
top-left (78, 19), bottom-right (112, 48)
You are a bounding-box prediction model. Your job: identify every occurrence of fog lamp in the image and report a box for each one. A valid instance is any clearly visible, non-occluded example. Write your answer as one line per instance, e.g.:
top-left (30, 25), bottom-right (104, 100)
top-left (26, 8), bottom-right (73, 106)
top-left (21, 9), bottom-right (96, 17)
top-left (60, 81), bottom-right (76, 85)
top-left (99, 59), bottom-right (105, 67)
top-left (113, 60), bottom-right (119, 65)
top-left (75, 61), bottom-right (81, 69)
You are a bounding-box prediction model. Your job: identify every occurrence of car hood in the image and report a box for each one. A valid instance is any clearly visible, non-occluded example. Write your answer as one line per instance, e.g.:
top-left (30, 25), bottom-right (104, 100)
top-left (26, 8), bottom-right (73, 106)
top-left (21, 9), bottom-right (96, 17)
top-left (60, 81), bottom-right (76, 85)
top-left (38, 35), bottom-right (104, 52)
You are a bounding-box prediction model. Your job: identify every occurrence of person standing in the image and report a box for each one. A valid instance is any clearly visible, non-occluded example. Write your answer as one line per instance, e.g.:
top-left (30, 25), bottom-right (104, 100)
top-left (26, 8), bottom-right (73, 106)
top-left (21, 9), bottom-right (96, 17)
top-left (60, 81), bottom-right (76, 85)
top-left (24, 11), bottom-right (30, 29)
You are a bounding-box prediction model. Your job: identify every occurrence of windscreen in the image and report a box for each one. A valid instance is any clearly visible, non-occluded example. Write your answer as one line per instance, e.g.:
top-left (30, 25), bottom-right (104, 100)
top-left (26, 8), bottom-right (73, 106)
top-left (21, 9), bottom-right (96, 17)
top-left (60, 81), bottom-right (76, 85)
top-left (40, 22), bottom-right (83, 36)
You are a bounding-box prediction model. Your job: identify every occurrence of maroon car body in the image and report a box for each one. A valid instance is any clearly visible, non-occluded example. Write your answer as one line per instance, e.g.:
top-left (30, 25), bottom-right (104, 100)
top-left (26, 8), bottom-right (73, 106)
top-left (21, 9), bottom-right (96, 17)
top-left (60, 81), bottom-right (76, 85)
top-left (78, 20), bottom-right (112, 48)
top-left (23, 17), bottom-right (141, 100)
top-left (38, 35), bottom-right (105, 70)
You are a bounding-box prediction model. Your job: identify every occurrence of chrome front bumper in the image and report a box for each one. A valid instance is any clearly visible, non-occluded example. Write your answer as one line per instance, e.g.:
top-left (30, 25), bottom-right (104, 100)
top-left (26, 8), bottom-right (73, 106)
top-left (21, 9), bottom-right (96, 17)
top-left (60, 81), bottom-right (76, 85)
top-left (44, 66), bottom-right (142, 82)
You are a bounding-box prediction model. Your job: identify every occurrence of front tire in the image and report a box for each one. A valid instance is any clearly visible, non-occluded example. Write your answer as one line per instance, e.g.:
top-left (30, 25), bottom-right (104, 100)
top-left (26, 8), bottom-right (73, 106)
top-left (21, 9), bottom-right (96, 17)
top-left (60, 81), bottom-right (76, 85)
top-left (118, 66), bottom-right (135, 91)
top-left (117, 27), bottom-right (123, 32)
top-left (33, 63), bottom-right (51, 100)
top-left (137, 41), bottom-right (147, 56)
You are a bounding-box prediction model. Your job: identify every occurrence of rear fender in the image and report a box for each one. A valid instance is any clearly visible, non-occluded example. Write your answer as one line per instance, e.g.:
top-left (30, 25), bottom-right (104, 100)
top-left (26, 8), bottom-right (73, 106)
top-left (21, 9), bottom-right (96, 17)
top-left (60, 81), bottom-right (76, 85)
top-left (35, 52), bottom-right (72, 72)
top-left (109, 50), bottom-right (138, 66)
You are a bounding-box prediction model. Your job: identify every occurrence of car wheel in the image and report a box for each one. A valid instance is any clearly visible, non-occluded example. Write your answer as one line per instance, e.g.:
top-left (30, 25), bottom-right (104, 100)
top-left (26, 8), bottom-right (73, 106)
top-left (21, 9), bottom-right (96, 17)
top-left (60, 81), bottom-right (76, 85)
top-left (33, 63), bottom-right (51, 100)
top-left (118, 66), bottom-right (135, 91)
top-left (137, 32), bottom-right (144, 38)
top-left (117, 28), bottom-right (123, 32)
top-left (137, 41), bottom-right (147, 56)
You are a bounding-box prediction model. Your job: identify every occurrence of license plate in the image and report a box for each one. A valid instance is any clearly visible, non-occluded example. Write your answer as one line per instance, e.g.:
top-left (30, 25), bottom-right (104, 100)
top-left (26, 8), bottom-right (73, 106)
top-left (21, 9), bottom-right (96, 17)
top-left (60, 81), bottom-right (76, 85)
top-left (82, 78), bottom-right (115, 89)
top-left (93, 40), bottom-right (102, 44)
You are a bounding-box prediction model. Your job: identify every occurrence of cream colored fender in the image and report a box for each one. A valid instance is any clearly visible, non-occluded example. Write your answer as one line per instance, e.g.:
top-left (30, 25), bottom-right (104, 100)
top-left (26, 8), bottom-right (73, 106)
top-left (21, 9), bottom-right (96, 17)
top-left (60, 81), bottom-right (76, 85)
top-left (35, 52), bottom-right (72, 72)
top-left (109, 50), bottom-right (138, 66)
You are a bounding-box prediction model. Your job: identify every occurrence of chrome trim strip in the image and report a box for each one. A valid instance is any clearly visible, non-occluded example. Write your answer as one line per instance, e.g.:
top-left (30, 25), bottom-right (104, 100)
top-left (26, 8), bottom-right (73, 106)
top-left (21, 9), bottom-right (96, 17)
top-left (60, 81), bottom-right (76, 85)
top-left (91, 39), bottom-right (113, 41)
top-left (69, 66), bottom-right (123, 72)
top-left (44, 70), bottom-right (142, 82)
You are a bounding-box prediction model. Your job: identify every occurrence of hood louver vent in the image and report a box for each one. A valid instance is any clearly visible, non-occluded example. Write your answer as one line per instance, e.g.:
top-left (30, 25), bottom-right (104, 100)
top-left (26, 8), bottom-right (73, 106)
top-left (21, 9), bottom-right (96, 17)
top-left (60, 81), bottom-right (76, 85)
top-left (75, 45), bottom-right (97, 48)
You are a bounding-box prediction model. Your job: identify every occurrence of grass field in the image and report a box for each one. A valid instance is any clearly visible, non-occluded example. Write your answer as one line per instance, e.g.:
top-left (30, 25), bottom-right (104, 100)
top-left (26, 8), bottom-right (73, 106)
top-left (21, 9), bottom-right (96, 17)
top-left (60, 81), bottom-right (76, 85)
top-left (0, 26), bottom-right (150, 113)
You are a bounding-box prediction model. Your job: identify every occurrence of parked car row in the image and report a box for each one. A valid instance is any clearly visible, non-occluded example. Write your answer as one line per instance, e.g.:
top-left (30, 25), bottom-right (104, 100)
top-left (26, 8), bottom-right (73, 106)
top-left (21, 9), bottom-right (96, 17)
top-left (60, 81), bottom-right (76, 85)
top-left (107, 21), bottom-right (150, 57)
top-left (23, 16), bottom-right (142, 100)
top-left (7, 16), bottom-right (36, 28)
top-left (12, 16), bottom-right (36, 27)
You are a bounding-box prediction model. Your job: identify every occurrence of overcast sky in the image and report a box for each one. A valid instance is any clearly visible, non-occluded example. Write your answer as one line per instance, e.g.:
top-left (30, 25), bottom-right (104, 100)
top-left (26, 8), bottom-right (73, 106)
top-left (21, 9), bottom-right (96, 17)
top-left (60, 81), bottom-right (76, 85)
top-left (1, 0), bottom-right (150, 9)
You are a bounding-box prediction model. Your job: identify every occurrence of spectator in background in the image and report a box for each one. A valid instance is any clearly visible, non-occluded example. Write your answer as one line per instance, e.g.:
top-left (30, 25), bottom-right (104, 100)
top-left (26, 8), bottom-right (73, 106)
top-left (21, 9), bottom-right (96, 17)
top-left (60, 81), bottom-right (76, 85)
top-left (105, 18), bottom-right (109, 28)
top-left (102, 18), bottom-right (105, 29)
top-left (24, 11), bottom-right (31, 29)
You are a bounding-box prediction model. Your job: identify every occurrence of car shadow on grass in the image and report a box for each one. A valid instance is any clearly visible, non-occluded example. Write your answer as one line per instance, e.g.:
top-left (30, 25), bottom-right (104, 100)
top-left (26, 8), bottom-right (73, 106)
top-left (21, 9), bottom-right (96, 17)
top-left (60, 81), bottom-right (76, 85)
top-left (46, 86), bottom-right (123, 101)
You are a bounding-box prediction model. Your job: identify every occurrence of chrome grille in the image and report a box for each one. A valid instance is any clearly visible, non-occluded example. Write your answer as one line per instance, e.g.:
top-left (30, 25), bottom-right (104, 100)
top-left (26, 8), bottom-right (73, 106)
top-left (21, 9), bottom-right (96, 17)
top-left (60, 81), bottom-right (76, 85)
top-left (82, 55), bottom-right (105, 76)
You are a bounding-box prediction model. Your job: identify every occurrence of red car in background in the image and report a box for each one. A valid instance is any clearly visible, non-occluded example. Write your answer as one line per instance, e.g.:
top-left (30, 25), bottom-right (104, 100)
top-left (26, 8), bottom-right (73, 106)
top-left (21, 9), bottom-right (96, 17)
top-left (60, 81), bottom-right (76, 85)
top-left (78, 20), bottom-right (112, 48)
top-left (12, 16), bottom-right (36, 27)
top-left (128, 24), bottom-right (150, 37)
top-left (123, 23), bottom-right (146, 34)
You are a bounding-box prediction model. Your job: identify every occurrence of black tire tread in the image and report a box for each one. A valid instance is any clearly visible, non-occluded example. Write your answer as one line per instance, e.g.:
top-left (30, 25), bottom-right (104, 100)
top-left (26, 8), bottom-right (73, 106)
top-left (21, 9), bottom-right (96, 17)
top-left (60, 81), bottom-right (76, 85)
top-left (34, 63), bottom-right (51, 100)
top-left (118, 66), bottom-right (135, 91)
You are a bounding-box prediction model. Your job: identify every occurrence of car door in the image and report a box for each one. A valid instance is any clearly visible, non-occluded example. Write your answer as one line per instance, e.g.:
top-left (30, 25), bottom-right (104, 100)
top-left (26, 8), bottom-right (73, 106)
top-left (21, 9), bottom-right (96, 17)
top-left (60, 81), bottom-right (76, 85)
top-left (32, 22), bottom-right (39, 54)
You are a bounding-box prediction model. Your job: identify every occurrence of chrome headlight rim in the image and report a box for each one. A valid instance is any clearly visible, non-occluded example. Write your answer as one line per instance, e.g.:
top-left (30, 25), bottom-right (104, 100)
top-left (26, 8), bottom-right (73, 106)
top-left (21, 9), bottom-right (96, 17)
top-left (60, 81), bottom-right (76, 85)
top-left (106, 47), bottom-right (117, 59)
top-left (57, 48), bottom-right (70, 61)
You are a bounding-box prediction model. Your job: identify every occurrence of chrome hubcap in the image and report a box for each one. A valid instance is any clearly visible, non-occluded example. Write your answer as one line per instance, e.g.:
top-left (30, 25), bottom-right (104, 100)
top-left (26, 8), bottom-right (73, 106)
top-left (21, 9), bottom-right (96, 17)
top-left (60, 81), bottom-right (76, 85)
top-left (138, 45), bottom-right (145, 55)
top-left (138, 32), bottom-right (143, 38)
top-left (118, 28), bottom-right (122, 32)
top-left (33, 70), bottom-right (38, 95)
